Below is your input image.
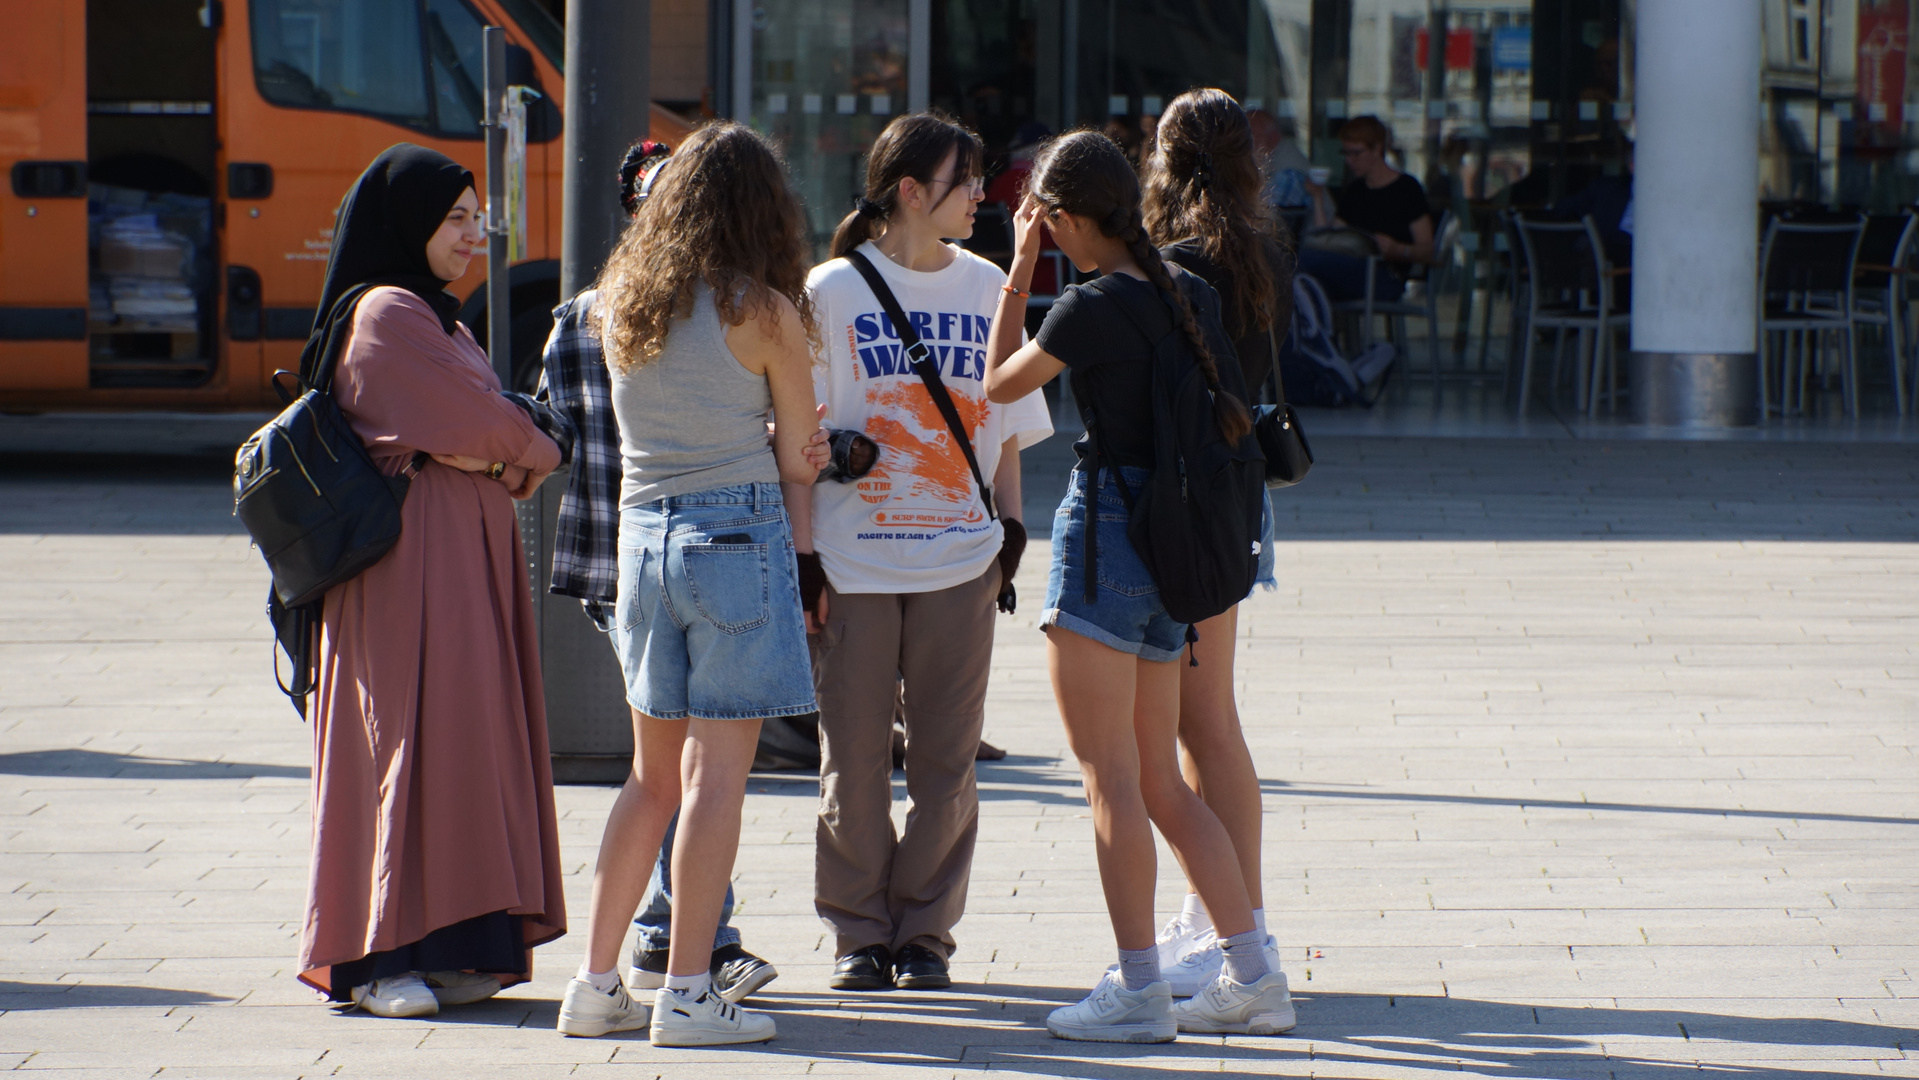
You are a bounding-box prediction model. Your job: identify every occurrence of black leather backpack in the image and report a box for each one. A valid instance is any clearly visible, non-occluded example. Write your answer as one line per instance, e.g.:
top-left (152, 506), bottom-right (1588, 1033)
top-left (234, 322), bottom-right (414, 715)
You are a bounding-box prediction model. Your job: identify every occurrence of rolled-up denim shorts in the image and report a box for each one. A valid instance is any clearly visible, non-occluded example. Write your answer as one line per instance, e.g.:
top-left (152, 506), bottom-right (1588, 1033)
top-left (611, 482), bottom-right (817, 720)
top-left (1041, 466), bottom-right (1188, 663)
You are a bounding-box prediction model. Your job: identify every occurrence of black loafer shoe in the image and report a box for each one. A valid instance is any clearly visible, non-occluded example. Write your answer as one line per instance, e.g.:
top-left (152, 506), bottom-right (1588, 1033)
top-left (892, 943), bottom-right (951, 990)
top-left (710, 943), bottom-right (779, 1003)
top-left (830, 944), bottom-right (894, 990)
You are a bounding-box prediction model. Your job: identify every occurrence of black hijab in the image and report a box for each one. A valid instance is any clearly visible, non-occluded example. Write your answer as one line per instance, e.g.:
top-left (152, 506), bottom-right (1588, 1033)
top-left (298, 144), bottom-right (475, 386)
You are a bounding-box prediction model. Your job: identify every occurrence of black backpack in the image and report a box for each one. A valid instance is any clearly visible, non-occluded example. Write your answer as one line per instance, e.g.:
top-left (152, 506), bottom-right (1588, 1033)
top-left (1074, 272), bottom-right (1266, 636)
top-left (234, 285), bottom-right (416, 715)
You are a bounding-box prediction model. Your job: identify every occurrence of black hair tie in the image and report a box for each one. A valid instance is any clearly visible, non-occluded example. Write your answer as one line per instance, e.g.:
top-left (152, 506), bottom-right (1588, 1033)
top-left (855, 196), bottom-right (886, 220)
top-left (1194, 150), bottom-right (1216, 189)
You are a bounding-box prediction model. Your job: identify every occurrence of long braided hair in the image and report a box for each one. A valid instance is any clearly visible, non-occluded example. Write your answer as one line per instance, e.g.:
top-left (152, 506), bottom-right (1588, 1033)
top-left (830, 113), bottom-right (983, 258)
top-left (1143, 88), bottom-right (1285, 337)
top-left (1028, 130), bottom-right (1252, 444)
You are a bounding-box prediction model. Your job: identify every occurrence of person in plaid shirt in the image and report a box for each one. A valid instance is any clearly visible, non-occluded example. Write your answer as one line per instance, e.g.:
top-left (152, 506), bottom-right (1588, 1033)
top-left (537, 140), bottom-right (830, 1007)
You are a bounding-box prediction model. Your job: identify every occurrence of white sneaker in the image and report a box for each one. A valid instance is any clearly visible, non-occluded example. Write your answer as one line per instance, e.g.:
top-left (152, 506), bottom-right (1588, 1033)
top-left (422, 970), bottom-right (501, 1006)
top-left (1045, 976), bottom-right (1177, 1043)
top-left (1163, 942), bottom-right (1224, 998)
top-left (557, 977), bottom-right (650, 1037)
top-left (350, 973), bottom-right (439, 1018)
top-left (1154, 913), bottom-right (1215, 968)
top-left (649, 988), bottom-right (777, 1046)
top-left (1172, 970), bottom-right (1296, 1035)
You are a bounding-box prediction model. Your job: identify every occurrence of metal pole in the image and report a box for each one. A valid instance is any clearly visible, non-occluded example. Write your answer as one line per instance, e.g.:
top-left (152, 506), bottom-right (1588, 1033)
top-left (483, 26), bottom-right (511, 388)
top-left (561, 0), bottom-right (651, 301)
top-left (546, 0), bottom-right (653, 782)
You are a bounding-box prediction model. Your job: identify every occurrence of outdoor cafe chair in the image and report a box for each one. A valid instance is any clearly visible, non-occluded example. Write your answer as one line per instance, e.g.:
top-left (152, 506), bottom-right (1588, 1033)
top-left (1848, 210), bottom-right (1915, 417)
top-left (1331, 210), bottom-right (1459, 397)
top-left (1512, 214), bottom-right (1629, 417)
top-left (1758, 215), bottom-right (1865, 418)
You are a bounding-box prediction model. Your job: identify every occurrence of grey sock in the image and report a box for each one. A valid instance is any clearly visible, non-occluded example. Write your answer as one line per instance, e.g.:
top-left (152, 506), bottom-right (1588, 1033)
top-left (1116, 946), bottom-right (1159, 991)
top-left (1219, 928), bottom-right (1271, 984)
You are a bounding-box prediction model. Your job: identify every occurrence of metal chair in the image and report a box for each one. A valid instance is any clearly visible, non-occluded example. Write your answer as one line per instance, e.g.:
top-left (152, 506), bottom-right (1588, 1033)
top-left (1512, 214), bottom-right (1630, 417)
top-left (1331, 210), bottom-right (1457, 396)
top-left (1758, 216), bottom-right (1865, 418)
top-left (1849, 211), bottom-right (1914, 417)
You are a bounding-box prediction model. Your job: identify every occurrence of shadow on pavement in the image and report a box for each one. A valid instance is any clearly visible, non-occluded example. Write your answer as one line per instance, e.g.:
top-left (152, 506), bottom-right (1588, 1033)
top-left (423, 986), bottom-right (1916, 1077)
top-left (0, 980), bottom-right (231, 1010)
top-left (0, 748), bottom-right (307, 780)
top-left (1255, 779), bottom-right (1918, 828)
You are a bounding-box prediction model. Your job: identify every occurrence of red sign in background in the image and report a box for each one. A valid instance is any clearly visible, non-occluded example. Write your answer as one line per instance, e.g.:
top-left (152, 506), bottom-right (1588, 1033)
top-left (1857, 0), bottom-right (1908, 134)
top-left (1414, 27), bottom-right (1477, 72)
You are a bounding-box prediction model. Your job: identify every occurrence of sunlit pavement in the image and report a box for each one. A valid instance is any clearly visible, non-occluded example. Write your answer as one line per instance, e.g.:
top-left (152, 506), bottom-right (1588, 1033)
top-left (0, 413), bottom-right (1913, 1078)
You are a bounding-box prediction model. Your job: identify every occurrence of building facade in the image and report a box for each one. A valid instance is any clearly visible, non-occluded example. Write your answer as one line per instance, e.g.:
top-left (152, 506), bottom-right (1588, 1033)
top-left (618, 1), bottom-right (1918, 250)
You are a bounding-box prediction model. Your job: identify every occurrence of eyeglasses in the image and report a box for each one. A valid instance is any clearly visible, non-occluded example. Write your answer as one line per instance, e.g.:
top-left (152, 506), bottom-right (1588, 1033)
top-left (929, 174), bottom-right (985, 195)
top-left (1340, 145), bottom-right (1373, 159)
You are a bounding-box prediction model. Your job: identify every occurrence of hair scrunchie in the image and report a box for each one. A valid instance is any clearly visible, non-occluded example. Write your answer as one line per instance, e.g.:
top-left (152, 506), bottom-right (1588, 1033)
top-left (855, 196), bottom-right (886, 219)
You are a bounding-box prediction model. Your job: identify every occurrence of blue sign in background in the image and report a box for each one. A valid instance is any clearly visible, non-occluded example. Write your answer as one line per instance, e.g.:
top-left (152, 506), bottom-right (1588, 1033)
top-left (1492, 27), bottom-right (1531, 72)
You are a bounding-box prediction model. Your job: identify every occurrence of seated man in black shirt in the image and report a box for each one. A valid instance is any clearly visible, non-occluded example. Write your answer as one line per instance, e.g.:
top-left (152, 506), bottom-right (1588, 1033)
top-left (1299, 116), bottom-right (1435, 303)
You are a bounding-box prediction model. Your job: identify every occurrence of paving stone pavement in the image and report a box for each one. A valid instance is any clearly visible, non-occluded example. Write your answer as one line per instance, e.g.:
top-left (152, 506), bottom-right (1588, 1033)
top-left (0, 418), bottom-right (1914, 1079)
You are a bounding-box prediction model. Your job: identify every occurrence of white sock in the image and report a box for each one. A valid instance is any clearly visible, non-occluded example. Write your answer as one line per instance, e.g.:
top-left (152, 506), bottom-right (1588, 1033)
top-left (1180, 893), bottom-right (1211, 931)
top-left (577, 965), bottom-right (620, 994)
top-left (1252, 907), bottom-right (1268, 938)
top-left (664, 971), bottom-right (712, 1000)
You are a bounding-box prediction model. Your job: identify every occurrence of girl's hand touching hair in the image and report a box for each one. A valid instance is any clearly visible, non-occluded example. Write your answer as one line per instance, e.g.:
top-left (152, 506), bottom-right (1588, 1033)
top-left (1011, 196), bottom-right (1046, 267)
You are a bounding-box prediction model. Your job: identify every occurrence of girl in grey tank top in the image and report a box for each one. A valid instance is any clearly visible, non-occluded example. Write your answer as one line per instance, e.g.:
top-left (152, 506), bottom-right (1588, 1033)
top-left (609, 283), bottom-right (779, 507)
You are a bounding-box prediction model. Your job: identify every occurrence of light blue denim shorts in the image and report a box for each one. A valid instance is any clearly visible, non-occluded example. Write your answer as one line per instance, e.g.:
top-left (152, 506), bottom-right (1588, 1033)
top-left (1041, 467), bottom-right (1189, 663)
top-left (611, 483), bottom-right (817, 720)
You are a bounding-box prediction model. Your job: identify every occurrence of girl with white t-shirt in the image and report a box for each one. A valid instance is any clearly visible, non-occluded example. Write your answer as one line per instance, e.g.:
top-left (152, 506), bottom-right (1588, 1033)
top-left (793, 114), bottom-right (1052, 993)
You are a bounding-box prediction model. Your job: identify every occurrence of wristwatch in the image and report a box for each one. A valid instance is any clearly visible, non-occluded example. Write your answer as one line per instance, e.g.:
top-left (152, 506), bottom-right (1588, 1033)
top-left (485, 461), bottom-right (506, 480)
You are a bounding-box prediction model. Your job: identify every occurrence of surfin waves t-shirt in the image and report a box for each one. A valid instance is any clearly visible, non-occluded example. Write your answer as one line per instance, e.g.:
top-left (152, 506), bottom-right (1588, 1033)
top-left (806, 241), bottom-right (1053, 595)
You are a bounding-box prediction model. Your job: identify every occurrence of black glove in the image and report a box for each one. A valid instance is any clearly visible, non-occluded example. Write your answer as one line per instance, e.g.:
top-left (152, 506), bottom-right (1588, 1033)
top-left (996, 518), bottom-right (1026, 614)
top-left (796, 551), bottom-right (827, 624)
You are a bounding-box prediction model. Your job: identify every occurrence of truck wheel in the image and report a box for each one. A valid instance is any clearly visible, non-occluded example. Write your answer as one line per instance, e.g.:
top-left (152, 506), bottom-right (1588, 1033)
top-left (508, 301), bottom-right (556, 394)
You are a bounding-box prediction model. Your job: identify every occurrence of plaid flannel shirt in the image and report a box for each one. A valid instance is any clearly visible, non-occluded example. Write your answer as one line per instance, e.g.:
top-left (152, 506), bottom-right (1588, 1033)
top-left (536, 290), bottom-right (620, 607)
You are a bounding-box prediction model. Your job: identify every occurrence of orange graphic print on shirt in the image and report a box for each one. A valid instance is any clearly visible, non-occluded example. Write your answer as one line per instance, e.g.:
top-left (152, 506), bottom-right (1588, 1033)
top-left (861, 379), bottom-right (989, 529)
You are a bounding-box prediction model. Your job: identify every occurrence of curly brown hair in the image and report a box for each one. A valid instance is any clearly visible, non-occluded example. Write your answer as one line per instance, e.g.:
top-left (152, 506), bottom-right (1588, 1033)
top-left (1027, 129), bottom-right (1252, 445)
top-left (594, 122), bottom-right (819, 371)
top-left (1143, 88), bottom-right (1286, 337)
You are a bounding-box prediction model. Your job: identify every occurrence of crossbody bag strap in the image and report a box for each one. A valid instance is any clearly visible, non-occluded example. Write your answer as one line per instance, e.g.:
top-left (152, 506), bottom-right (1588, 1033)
top-left (1268, 323), bottom-right (1291, 407)
top-left (845, 250), bottom-right (996, 521)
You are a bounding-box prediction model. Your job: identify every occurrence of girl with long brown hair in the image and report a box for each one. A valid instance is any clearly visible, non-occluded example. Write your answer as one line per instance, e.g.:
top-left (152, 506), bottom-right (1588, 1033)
top-left (1136, 87), bottom-right (1295, 996)
top-left (983, 130), bottom-right (1293, 1040)
top-left (556, 122), bottom-right (821, 1047)
top-left (799, 113), bottom-right (1052, 992)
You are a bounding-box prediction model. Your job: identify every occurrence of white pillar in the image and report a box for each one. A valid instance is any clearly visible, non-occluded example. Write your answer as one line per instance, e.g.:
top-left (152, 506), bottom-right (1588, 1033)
top-left (1628, 0), bottom-right (1762, 424)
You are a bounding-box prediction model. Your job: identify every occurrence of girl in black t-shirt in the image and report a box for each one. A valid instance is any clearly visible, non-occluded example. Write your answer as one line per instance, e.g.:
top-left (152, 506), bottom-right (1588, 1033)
top-left (1142, 87), bottom-right (1294, 1007)
top-left (982, 130), bottom-right (1293, 1041)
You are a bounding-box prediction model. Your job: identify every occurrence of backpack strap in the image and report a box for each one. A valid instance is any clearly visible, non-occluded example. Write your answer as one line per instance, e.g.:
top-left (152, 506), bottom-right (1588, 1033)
top-left (845, 250), bottom-right (997, 521)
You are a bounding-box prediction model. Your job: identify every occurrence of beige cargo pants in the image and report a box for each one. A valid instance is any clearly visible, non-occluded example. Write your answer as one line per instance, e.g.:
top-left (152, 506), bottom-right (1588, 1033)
top-left (810, 563), bottom-right (999, 961)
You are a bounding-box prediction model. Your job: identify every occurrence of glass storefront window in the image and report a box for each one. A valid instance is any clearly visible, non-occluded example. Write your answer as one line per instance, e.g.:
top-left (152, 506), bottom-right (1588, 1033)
top-left (749, 0), bottom-right (910, 252)
top-left (1761, 0), bottom-right (1919, 212)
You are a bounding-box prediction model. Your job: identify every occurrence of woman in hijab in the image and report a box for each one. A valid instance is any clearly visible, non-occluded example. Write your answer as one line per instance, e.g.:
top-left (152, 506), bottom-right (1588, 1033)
top-left (295, 143), bottom-right (567, 1018)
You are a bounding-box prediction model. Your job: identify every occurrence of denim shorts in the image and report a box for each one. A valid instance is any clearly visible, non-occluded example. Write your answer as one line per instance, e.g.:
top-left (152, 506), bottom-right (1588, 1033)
top-left (611, 483), bottom-right (817, 720)
top-left (1041, 467), bottom-right (1189, 663)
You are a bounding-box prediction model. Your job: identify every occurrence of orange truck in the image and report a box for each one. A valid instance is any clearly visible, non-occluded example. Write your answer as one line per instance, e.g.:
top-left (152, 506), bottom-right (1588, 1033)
top-left (1, 0), bottom-right (686, 411)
